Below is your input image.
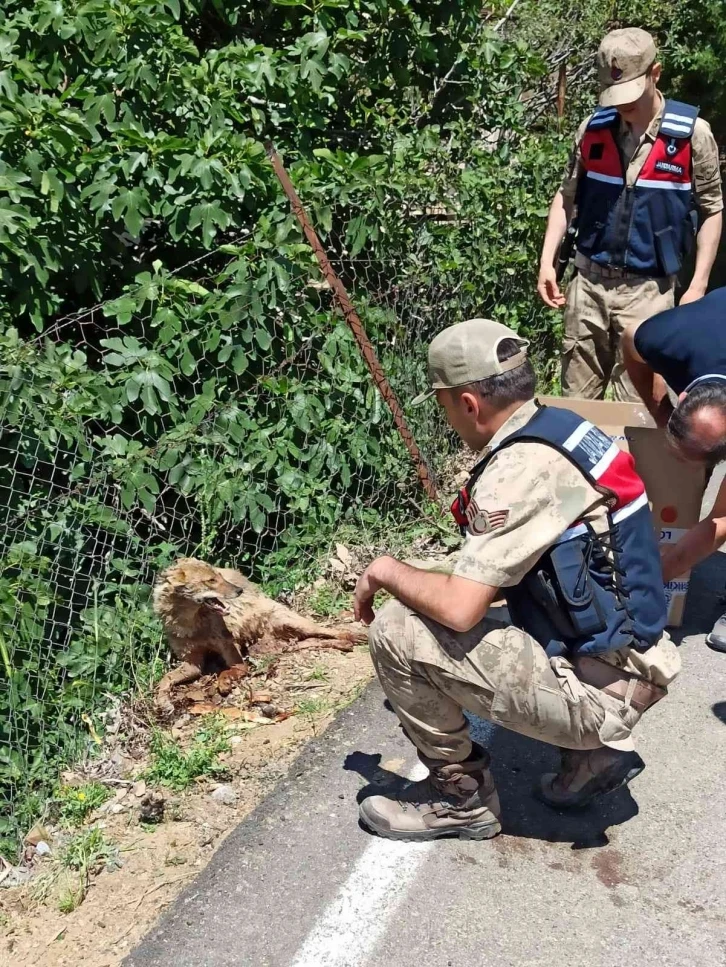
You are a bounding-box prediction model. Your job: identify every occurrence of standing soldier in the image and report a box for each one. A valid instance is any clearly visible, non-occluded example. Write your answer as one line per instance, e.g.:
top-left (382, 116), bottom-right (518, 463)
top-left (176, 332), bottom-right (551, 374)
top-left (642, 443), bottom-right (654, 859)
top-left (538, 28), bottom-right (723, 401)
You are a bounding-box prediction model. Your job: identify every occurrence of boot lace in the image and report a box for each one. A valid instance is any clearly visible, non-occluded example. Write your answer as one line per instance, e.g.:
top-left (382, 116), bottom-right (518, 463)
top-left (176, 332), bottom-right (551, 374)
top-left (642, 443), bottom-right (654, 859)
top-left (396, 774), bottom-right (469, 813)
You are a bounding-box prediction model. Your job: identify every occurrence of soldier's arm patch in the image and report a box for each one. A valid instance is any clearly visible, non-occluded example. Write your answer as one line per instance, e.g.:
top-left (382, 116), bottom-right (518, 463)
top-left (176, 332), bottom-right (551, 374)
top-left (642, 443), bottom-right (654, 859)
top-left (465, 498), bottom-right (510, 536)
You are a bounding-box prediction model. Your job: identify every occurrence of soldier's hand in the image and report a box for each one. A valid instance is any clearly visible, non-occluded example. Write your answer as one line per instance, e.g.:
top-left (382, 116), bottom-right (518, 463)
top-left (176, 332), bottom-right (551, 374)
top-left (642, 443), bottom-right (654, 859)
top-left (354, 563), bottom-right (383, 625)
top-left (537, 265), bottom-right (566, 309)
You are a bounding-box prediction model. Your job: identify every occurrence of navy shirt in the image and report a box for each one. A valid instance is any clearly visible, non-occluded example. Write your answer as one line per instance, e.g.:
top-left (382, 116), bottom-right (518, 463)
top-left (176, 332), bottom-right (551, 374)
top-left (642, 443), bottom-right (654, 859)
top-left (634, 286), bottom-right (726, 395)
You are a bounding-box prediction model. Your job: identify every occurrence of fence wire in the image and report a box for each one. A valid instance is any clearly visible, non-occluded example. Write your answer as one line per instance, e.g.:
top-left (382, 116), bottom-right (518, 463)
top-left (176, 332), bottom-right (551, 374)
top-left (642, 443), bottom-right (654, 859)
top-left (0, 239), bottom-right (464, 852)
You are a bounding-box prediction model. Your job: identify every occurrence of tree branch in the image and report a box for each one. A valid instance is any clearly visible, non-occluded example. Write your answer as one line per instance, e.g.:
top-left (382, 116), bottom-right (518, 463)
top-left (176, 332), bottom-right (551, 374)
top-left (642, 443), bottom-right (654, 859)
top-left (494, 0), bottom-right (523, 32)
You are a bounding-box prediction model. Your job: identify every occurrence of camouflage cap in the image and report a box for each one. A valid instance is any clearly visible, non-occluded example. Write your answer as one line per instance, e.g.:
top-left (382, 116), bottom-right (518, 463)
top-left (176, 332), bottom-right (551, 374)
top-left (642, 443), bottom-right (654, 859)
top-left (412, 318), bottom-right (529, 405)
top-left (597, 28), bottom-right (657, 108)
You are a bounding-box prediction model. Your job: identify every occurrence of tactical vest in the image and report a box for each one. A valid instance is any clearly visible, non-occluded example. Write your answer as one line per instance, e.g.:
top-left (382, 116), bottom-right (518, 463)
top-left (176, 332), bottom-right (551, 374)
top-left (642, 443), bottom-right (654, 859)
top-left (576, 99), bottom-right (699, 277)
top-left (451, 404), bottom-right (667, 658)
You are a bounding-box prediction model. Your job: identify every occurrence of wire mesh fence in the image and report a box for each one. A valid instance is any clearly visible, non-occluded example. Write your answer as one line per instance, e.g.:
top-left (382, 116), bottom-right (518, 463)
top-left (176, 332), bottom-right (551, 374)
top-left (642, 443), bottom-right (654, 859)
top-left (0, 232), bottom-right (465, 853)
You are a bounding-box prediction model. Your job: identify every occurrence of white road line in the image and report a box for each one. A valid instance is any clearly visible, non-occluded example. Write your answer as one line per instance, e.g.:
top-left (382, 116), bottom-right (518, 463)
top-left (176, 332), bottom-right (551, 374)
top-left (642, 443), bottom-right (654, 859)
top-left (291, 717), bottom-right (499, 967)
top-left (290, 763), bottom-right (431, 967)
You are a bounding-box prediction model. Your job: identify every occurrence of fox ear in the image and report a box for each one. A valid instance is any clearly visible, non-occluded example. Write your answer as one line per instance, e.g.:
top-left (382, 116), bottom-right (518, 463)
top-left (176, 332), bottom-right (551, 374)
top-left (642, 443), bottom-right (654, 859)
top-left (176, 568), bottom-right (187, 583)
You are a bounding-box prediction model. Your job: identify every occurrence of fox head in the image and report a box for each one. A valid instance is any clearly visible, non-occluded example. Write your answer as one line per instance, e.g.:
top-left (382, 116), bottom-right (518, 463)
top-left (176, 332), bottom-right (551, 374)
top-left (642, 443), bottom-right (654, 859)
top-left (154, 558), bottom-right (245, 618)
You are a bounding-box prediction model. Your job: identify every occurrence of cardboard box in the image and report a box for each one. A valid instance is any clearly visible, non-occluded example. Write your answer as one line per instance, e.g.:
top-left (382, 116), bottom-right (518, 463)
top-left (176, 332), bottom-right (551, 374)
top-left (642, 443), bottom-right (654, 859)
top-left (539, 397), bottom-right (706, 627)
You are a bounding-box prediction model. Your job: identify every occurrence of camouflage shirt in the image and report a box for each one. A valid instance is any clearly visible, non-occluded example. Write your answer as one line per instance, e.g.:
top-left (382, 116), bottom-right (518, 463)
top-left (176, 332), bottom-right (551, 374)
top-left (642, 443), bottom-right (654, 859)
top-left (447, 400), bottom-right (608, 588)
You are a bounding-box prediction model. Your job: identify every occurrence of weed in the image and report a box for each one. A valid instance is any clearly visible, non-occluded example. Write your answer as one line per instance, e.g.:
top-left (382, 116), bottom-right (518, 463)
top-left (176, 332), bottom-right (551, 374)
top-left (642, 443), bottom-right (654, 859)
top-left (334, 678), bottom-right (369, 711)
top-left (61, 827), bottom-right (112, 874)
top-left (32, 827), bottom-right (115, 913)
top-left (56, 782), bottom-right (110, 826)
top-left (145, 717), bottom-right (230, 791)
top-left (306, 583), bottom-right (350, 618)
top-left (58, 887), bottom-right (84, 914)
top-left (165, 802), bottom-right (185, 822)
top-left (139, 821), bottom-right (161, 833)
top-left (295, 697), bottom-right (330, 716)
top-left (295, 695), bottom-right (332, 737)
top-left (305, 664), bottom-right (330, 683)
top-left (135, 655), bottom-right (167, 695)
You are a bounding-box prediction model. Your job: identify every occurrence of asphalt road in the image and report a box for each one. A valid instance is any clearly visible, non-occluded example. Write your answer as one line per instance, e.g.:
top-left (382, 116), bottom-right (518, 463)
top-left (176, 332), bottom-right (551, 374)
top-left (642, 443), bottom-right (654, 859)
top-left (126, 542), bottom-right (726, 967)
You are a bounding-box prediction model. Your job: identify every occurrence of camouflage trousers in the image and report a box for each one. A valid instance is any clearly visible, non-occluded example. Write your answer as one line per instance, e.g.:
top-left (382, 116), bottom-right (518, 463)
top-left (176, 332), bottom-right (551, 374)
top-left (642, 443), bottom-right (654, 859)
top-left (368, 600), bottom-right (644, 763)
top-left (561, 267), bottom-right (675, 402)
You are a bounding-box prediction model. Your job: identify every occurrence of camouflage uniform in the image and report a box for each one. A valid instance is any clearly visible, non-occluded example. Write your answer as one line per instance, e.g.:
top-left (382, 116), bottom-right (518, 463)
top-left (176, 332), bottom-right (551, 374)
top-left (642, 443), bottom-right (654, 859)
top-left (561, 94), bottom-right (724, 402)
top-left (368, 400), bottom-right (681, 764)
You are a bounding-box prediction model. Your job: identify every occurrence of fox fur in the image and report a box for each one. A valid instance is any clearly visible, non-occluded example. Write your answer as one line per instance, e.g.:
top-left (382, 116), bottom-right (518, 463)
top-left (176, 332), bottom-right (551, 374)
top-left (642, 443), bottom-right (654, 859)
top-left (153, 557), bottom-right (365, 711)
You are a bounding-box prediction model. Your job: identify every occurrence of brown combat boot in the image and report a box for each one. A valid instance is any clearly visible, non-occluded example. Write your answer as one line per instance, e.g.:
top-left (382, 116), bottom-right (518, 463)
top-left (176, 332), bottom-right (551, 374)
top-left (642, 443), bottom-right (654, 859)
top-left (358, 746), bottom-right (502, 842)
top-left (536, 747), bottom-right (645, 810)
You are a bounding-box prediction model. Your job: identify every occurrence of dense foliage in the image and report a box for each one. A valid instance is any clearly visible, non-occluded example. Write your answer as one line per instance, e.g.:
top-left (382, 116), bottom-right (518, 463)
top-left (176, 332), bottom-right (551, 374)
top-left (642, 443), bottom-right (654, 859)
top-left (0, 0), bottom-right (723, 853)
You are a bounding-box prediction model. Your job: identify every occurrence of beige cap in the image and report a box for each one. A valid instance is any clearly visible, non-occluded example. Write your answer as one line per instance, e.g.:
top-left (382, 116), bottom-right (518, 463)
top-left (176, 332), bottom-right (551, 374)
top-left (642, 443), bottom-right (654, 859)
top-left (597, 28), bottom-right (657, 108)
top-left (412, 318), bottom-right (529, 405)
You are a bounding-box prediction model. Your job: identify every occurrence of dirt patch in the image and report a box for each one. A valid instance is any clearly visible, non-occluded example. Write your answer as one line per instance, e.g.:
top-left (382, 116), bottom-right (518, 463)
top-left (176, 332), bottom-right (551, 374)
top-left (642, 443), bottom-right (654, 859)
top-left (0, 647), bottom-right (373, 966)
top-left (490, 834), bottom-right (537, 869)
top-left (591, 848), bottom-right (629, 889)
top-left (677, 898), bottom-right (706, 915)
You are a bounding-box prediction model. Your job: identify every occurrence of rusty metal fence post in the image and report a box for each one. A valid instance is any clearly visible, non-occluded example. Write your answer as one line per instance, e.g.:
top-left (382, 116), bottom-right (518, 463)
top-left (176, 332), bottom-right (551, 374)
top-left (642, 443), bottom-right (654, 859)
top-left (266, 143), bottom-right (438, 502)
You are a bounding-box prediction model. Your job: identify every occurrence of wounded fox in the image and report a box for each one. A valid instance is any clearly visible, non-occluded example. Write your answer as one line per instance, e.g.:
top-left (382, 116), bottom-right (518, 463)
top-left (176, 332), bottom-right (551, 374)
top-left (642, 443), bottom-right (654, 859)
top-left (153, 558), bottom-right (366, 712)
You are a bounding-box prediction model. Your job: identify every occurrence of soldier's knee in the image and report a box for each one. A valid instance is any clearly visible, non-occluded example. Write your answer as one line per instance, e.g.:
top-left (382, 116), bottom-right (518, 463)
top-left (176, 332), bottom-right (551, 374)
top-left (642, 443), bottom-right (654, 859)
top-left (368, 598), bottom-right (409, 662)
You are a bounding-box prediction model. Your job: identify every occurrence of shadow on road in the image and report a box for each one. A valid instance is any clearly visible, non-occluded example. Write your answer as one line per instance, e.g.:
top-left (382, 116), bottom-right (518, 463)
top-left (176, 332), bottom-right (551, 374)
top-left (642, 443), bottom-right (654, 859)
top-left (483, 724), bottom-right (637, 849)
top-left (344, 750), bottom-right (415, 803)
top-left (344, 719), bottom-right (638, 850)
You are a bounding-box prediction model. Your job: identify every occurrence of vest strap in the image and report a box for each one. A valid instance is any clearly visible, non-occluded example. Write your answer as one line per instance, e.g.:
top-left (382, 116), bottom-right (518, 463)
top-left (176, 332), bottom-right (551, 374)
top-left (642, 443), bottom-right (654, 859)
top-left (659, 99), bottom-right (699, 140)
top-left (585, 107), bottom-right (619, 131)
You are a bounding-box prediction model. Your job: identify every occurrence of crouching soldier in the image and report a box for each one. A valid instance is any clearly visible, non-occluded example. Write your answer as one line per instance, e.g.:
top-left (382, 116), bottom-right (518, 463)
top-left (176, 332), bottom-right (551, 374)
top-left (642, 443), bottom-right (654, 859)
top-left (353, 318), bottom-right (680, 841)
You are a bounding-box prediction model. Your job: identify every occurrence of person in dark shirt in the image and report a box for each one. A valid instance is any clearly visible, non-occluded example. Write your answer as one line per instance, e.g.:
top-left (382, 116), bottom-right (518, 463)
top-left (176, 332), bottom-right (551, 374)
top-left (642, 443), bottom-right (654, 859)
top-left (623, 287), bottom-right (726, 651)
